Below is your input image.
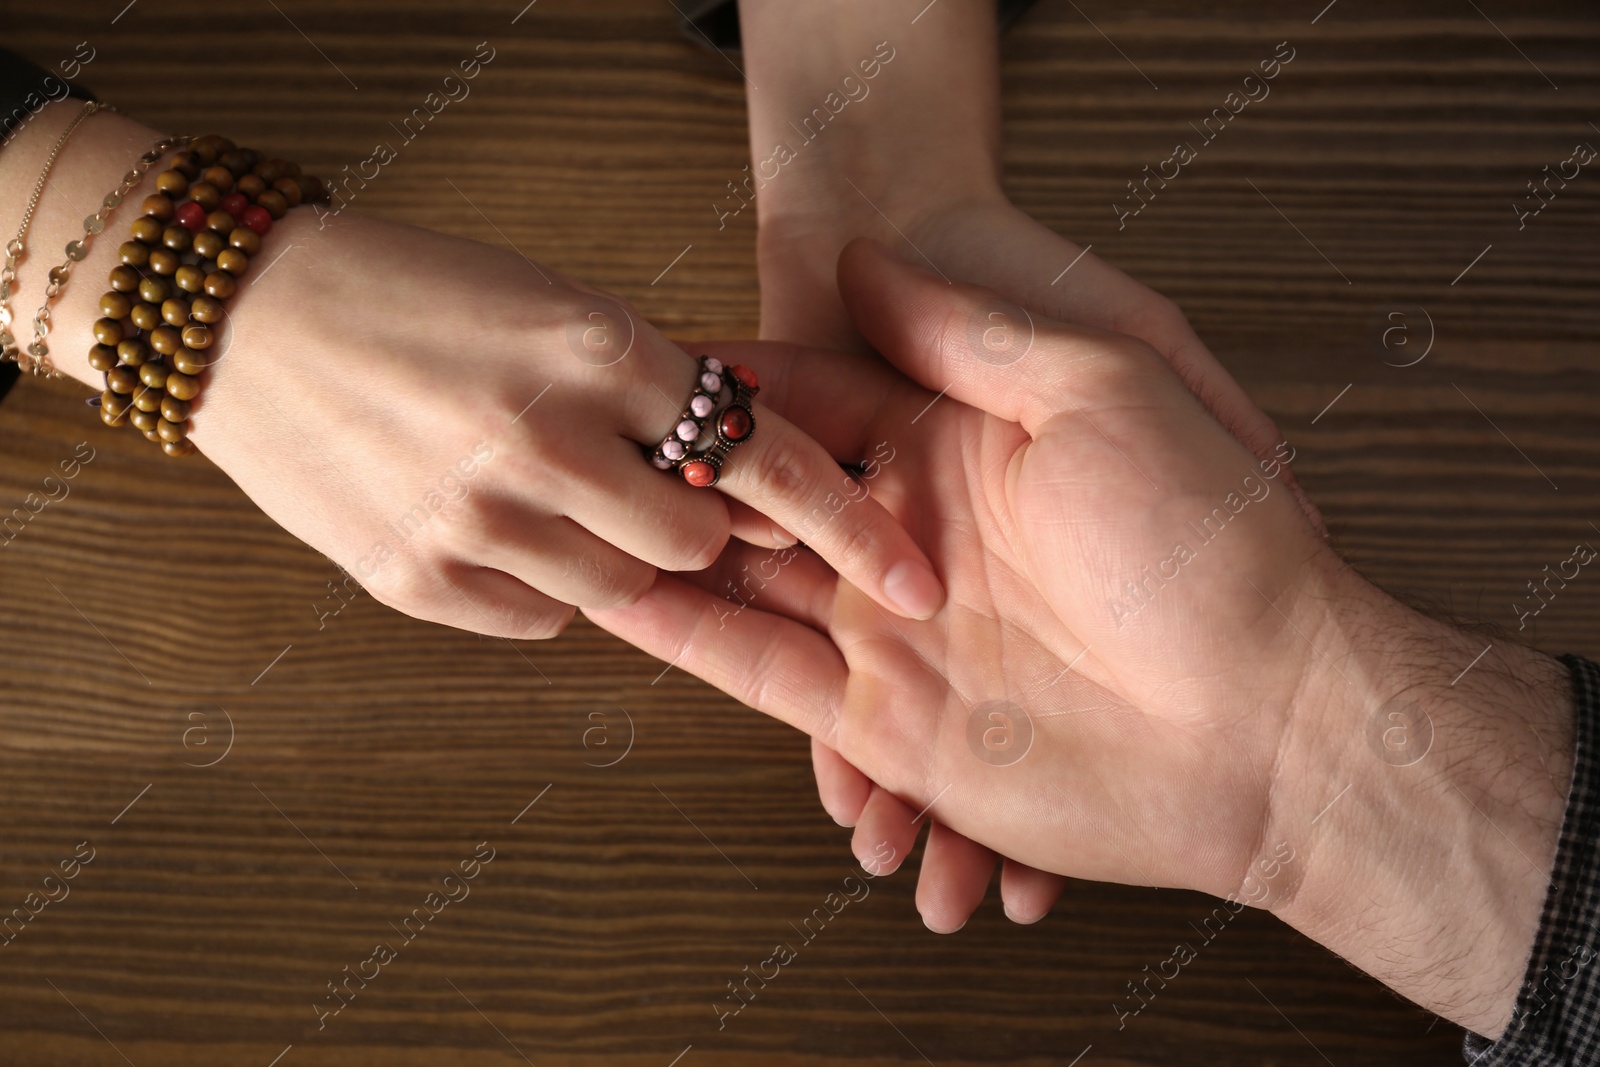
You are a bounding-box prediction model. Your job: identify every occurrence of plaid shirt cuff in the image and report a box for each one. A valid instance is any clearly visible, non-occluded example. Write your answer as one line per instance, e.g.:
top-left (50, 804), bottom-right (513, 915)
top-left (1464, 654), bottom-right (1600, 1065)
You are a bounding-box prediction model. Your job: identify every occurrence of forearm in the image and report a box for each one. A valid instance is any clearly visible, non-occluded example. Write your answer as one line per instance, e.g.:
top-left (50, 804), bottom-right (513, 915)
top-left (1, 103), bottom-right (171, 391)
top-left (1264, 556), bottom-right (1574, 1037)
top-left (736, 0), bottom-right (1003, 222)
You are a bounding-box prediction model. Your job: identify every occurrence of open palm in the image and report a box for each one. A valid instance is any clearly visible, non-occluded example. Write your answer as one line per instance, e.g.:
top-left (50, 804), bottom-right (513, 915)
top-left (593, 242), bottom-right (1337, 907)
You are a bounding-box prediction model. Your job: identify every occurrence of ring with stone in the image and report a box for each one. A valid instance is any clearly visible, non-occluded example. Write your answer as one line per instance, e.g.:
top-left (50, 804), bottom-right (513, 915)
top-left (645, 355), bottom-right (760, 487)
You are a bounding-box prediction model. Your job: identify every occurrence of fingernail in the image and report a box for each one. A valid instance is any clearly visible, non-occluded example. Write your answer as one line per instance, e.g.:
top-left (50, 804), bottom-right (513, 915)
top-left (1003, 903), bottom-right (1045, 926)
top-left (923, 914), bottom-right (967, 935)
top-left (883, 560), bottom-right (944, 620)
top-left (772, 524), bottom-right (797, 548)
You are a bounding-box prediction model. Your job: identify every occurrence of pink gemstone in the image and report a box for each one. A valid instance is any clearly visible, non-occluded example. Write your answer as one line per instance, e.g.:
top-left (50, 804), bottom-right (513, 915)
top-left (662, 439), bottom-right (686, 460)
top-left (700, 372), bottom-right (722, 394)
top-left (690, 394), bottom-right (713, 417)
top-left (704, 357), bottom-right (723, 374)
top-left (651, 455), bottom-right (673, 470)
top-left (675, 419), bottom-right (699, 442)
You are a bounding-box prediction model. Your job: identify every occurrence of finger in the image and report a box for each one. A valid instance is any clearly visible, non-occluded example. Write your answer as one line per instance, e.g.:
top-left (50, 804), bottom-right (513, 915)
top-left (714, 400), bottom-right (945, 621)
top-left (851, 785), bottom-right (922, 877)
top-left (838, 237), bottom-right (1182, 436)
top-left (454, 503), bottom-right (658, 610)
top-left (375, 559), bottom-right (578, 641)
top-left (916, 821), bottom-right (998, 934)
top-left (674, 537), bottom-right (836, 633)
top-left (998, 859), bottom-right (1068, 925)
top-left (812, 738), bottom-right (872, 827)
top-left (543, 435), bottom-right (731, 573)
top-left (723, 497), bottom-right (798, 551)
top-left (584, 572), bottom-right (846, 742)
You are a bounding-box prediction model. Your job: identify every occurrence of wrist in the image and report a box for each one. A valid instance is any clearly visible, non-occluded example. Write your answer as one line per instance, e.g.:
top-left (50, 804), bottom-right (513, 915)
top-left (1262, 555), bottom-right (1573, 1035)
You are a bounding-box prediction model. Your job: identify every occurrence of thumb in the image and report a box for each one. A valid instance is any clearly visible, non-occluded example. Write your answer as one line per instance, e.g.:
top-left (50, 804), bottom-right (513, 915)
top-left (837, 237), bottom-right (1159, 436)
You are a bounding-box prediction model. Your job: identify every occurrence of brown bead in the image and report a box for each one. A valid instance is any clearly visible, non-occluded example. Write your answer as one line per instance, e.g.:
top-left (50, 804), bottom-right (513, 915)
top-left (118, 241), bottom-right (149, 267)
top-left (92, 318), bottom-right (123, 346)
top-left (139, 361), bottom-right (170, 388)
top-left (149, 326), bottom-right (182, 356)
top-left (107, 365), bottom-right (139, 394)
top-left (129, 216), bottom-right (163, 244)
top-left (255, 190), bottom-right (288, 219)
top-left (148, 249), bottom-right (179, 276)
top-left (161, 297), bottom-right (191, 326)
top-left (129, 407), bottom-right (159, 433)
top-left (88, 344), bottom-right (119, 372)
top-left (216, 248), bottom-right (249, 276)
top-left (109, 264), bottom-right (141, 292)
top-left (236, 173), bottom-right (266, 199)
top-left (156, 418), bottom-right (186, 443)
top-left (160, 395), bottom-right (191, 423)
top-left (228, 227), bottom-right (262, 255)
top-left (172, 347), bottom-right (210, 376)
top-left (101, 390), bottom-right (131, 417)
top-left (100, 403), bottom-right (129, 428)
top-left (141, 193), bottom-right (174, 221)
top-left (189, 295), bottom-right (225, 324)
top-left (174, 264), bottom-right (206, 294)
top-left (297, 175), bottom-right (327, 203)
top-left (188, 182), bottom-right (221, 211)
top-left (161, 225), bottom-right (192, 251)
top-left (255, 160), bottom-right (287, 184)
top-left (169, 150), bottom-right (200, 179)
top-left (155, 169), bottom-right (189, 197)
top-left (189, 140), bottom-right (219, 167)
top-left (132, 384), bottom-right (164, 413)
top-left (219, 150), bottom-right (253, 177)
top-left (205, 210), bottom-right (236, 235)
top-left (203, 271), bottom-right (237, 299)
top-left (161, 438), bottom-right (197, 458)
top-left (193, 231), bottom-right (225, 259)
top-left (116, 338), bottom-right (150, 366)
top-left (136, 275), bottom-right (168, 304)
top-left (271, 176), bottom-right (303, 207)
top-left (200, 165), bottom-right (233, 192)
top-left (129, 302), bottom-right (161, 331)
top-left (99, 291), bottom-right (133, 319)
top-left (164, 371), bottom-right (200, 401)
top-left (180, 323), bottom-right (214, 350)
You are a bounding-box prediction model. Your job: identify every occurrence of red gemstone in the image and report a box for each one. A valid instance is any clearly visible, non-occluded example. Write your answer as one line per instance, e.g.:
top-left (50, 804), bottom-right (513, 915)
top-left (241, 205), bottom-right (273, 235)
top-left (174, 201), bottom-right (207, 233)
top-left (681, 460), bottom-right (716, 487)
top-left (730, 364), bottom-right (758, 389)
top-left (220, 193), bottom-right (249, 217)
top-left (719, 405), bottom-right (752, 442)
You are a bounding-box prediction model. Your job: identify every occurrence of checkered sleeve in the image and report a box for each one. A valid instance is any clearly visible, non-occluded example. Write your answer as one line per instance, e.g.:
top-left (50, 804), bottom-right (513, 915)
top-left (1464, 655), bottom-right (1600, 1065)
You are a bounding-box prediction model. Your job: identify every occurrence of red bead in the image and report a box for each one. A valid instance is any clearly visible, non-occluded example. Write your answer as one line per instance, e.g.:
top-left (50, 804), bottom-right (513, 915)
top-left (174, 201), bottom-right (207, 232)
top-left (719, 405), bottom-right (752, 442)
top-left (681, 460), bottom-right (716, 487)
top-left (730, 364), bottom-right (759, 390)
top-left (220, 192), bottom-right (249, 217)
top-left (241, 205), bottom-right (273, 235)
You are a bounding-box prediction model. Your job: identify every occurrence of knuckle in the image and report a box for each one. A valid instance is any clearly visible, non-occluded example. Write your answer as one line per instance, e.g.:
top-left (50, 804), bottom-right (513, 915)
top-left (743, 433), bottom-right (814, 503)
top-left (567, 555), bottom-right (655, 610)
top-left (670, 518), bottom-right (728, 572)
top-left (510, 603), bottom-right (576, 641)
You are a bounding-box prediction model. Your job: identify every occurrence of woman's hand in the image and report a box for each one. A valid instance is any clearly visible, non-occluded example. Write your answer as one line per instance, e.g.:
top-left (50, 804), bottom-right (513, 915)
top-left (592, 242), bottom-right (1572, 1037)
top-left (183, 209), bottom-right (945, 636)
top-left (4, 109), bottom-right (944, 638)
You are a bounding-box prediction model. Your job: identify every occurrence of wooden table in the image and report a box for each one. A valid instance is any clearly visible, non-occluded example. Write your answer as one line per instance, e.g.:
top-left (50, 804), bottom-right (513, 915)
top-left (3, 1), bottom-right (1596, 1063)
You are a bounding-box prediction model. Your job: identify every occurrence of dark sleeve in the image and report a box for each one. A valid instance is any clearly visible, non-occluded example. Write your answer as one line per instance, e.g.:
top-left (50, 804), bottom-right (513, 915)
top-left (674, 0), bottom-right (1040, 54)
top-left (1464, 654), bottom-right (1600, 1065)
top-left (0, 48), bottom-right (98, 405)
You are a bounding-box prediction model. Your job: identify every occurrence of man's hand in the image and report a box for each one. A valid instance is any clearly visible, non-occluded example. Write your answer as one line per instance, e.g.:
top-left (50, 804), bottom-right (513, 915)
top-left (592, 241), bottom-right (1574, 1038)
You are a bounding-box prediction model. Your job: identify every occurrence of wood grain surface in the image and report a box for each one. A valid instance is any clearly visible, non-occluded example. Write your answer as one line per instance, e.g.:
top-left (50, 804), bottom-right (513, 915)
top-left (1, 1), bottom-right (1597, 1064)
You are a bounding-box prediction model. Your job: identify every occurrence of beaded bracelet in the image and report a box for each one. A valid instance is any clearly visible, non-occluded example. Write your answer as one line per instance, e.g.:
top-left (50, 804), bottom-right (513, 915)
top-left (91, 134), bottom-right (327, 455)
top-left (1, 99), bottom-right (116, 375)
